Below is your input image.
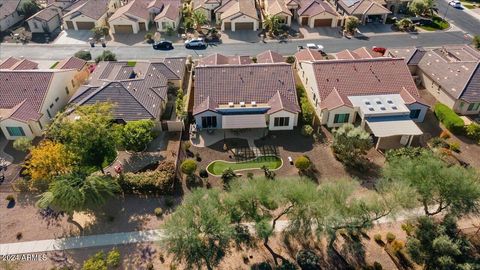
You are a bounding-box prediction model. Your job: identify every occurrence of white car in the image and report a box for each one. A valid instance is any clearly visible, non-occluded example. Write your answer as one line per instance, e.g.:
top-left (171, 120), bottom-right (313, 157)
top-left (306, 43), bottom-right (324, 51)
top-left (449, 0), bottom-right (461, 8)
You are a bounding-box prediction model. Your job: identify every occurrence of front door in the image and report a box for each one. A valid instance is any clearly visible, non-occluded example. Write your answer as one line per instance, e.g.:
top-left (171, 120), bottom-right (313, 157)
top-left (138, 22), bottom-right (146, 31)
top-left (301, 17), bottom-right (308, 26)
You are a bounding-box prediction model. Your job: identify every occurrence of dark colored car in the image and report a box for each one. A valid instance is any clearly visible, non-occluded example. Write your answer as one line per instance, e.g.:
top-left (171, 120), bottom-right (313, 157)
top-left (153, 40), bottom-right (173, 50)
top-left (185, 38), bottom-right (206, 49)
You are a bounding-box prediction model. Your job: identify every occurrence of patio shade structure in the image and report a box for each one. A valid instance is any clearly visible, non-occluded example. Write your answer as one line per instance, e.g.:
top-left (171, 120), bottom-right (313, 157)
top-left (366, 116), bottom-right (423, 149)
top-left (222, 114), bottom-right (267, 129)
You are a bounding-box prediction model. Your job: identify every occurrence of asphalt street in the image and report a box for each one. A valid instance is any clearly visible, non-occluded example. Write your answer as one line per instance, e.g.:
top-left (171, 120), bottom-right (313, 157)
top-left (437, 0), bottom-right (480, 36)
top-left (0, 30), bottom-right (472, 61)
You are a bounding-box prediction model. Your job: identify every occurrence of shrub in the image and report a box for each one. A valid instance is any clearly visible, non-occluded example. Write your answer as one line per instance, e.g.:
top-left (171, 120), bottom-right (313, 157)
top-left (106, 249), bottom-right (121, 268)
top-left (448, 141), bottom-right (460, 152)
top-left (180, 159), bottom-right (197, 175)
top-left (119, 161), bottom-right (175, 194)
top-left (434, 103), bottom-right (464, 134)
top-left (91, 26), bottom-right (109, 40)
top-left (144, 33), bottom-right (153, 41)
top-left (252, 262), bottom-right (272, 270)
top-left (332, 123), bottom-right (372, 167)
top-left (119, 119), bottom-right (154, 152)
top-left (146, 262), bottom-right (154, 270)
top-left (199, 168), bottom-right (208, 178)
top-left (296, 249), bottom-right (320, 270)
top-left (301, 125), bottom-right (314, 137)
top-left (5, 195), bottom-right (15, 202)
top-left (296, 85), bottom-right (315, 125)
top-left (16, 232), bottom-right (22, 240)
top-left (385, 147), bottom-right (425, 161)
top-left (374, 234), bottom-right (382, 244)
top-left (386, 232), bottom-right (396, 243)
top-left (95, 50), bottom-right (117, 63)
top-left (345, 16), bottom-right (360, 33)
top-left (294, 156), bottom-right (311, 171)
top-left (285, 56), bottom-right (295, 64)
top-left (74, 50), bottom-right (92, 61)
top-left (373, 261), bottom-right (383, 270)
top-left (473, 35), bottom-right (480, 49)
top-left (154, 207), bottom-right (163, 217)
top-left (466, 123), bottom-right (480, 143)
top-left (275, 260), bottom-right (297, 270)
top-left (391, 240), bottom-right (405, 252)
top-left (247, 172), bottom-right (254, 179)
top-left (221, 168), bottom-right (237, 185)
top-left (166, 25), bottom-right (175, 36)
top-left (396, 18), bottom-right (414, 31)
top-left (401, 222), bottom-right (415, 236)
top-left (165, 197), bottom-right (174, 208)
top-left (82, 251), bottom-right (107, 270)
top-left (13, 137), bottom-right (32, 152)
top-left (429, 137), bottom-right (449, 149)
top-left (13, 178), bottom-right (29, 192)
top-left (440, 130), bottom-right (451, 139)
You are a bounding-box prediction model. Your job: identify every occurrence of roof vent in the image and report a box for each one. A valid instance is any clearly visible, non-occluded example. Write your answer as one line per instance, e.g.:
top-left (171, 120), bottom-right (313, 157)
top-left (240, 101), bottom-right (246, 107)
top-left (380, 106), bottom-right (386, 111)
top-left (251, 101), bottom-right (257, 107)
top-left (364, 100), bottom-right (371, 105)
top-left (386, 99), bottom-right (393, 104)
top-left (367, 106), bottom-right (374, 112)
top-left (375, 99), bottom-right (382, 104)
top-left (391, 106), bottom-right (398, 110)
top-left (228, 102), bottom-right (234, 107)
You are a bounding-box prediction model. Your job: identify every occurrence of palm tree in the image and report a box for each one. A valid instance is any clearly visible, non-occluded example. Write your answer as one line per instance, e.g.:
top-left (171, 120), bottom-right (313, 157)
top-left (192, 10), bottom-right (208, 32)
top-left (263, 15), bottom-right (281, 36)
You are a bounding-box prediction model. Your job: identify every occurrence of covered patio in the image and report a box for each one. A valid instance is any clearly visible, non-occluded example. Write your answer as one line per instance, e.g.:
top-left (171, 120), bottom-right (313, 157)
top-left (366, 116), bottom-right (423, 150)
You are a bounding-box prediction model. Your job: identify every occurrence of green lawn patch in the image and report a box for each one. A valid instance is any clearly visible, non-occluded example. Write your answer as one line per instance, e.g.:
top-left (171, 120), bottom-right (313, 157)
top-left (50, 61), bottom-right (59, 69)
top-left (127, 61), bottom-right (136, 67)
top-left (418, 17), bottom-right (450, 31)
top-left (207, 156), bottom-right (282, 175)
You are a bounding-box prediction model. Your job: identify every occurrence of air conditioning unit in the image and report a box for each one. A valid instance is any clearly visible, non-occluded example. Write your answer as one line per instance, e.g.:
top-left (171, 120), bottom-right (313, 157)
top-left (228, 102), bottom-right (234, 107)
top-left (240, 102), bottom-right (245, 107)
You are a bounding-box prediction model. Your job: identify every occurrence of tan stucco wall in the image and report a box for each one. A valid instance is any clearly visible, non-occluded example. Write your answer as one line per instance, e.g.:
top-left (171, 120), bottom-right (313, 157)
top-left (268, 110), bottom-right (298, 130)
top-left (221, 15), bottom-right (259, 31)
top-left (0, 118), bottom-right (34, 140)
top-left (156, 17), bottom-right (180, 31)
top-left (325, 106), bottom-right (356, 127)
top-left (109, 15), bottom-right (149, 34)
top-left (28, 14), bottom-right (61, 33)
top-left (63, 13), bottom-right (107, 30)
top-left (297, 12), bottom-right (339, 28)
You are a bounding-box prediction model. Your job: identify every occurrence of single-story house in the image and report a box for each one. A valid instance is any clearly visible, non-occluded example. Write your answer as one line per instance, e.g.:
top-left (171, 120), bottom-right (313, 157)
top-left (109, 0), bottom-right (151, 34)
top-left (192, 0), bottom-right (221, 22)
top-left (0, 57), bottom-right (39, 70)
top-left (46, 0), bottom-right (79, 9)
top-left (335, 47), bottom-right (383, 60)
top-left (334, 0), bottom-right (391, 24)
top-left (193, 60), bottom-right (300, 131)
top-left (197, 53), bottom-right (253, 66)
top-left (0, 0), bottom-right (25, 32)
top-left (0, 61), bottom-right (83, 140)
top-left (264, 0), bottom-right (293, 25)
top-left (217, 0), bottom-right (260, 31)
top-left (154, 1), bottom-right (182, 32)
top-left (298, 57), bottom-right (429, 150)
top-left (297, 0), bottom-right (340, 28)
top-left (69, 57), bottom-right (186, 122)
top-left (256, 50), bottom-right (285, 63)
top-left (63, 0), bottom-right (120, 30)
top-left (27, 4), bottom-right (63, 35)
top-left (294, 48), bottom-right (323, 70)
top-left (385, 46), bottom-right (426, 75)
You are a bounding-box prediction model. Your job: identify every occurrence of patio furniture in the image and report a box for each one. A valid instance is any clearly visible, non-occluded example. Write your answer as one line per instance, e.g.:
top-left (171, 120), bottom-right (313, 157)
top-left (288, 156), bottom-right (293, 165)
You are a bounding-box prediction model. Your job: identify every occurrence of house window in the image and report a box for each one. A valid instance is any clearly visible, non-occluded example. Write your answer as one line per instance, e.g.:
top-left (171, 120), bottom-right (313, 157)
top-left (467, 103), bottom-right (480, 111)
top-left (409, 109), bottom-right (421, 119)
top-left (274, 117), bottom-right (290, 127)
top-left (6, 127), bottom-right (25, 137)
top-left (333, 113), bottom-right (349, 124)
top-left (65, 87), bottom-right (69, 94)
top-left (201, 116), bottom-right (217, 128)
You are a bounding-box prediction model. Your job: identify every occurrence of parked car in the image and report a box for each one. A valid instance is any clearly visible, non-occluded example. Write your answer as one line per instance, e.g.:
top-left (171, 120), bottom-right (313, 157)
top-left (306, 43), bottom-right (324, 51)
top-left (153, 40), bottom-right (173, 50)
top-left (185, 38), bottom-right (206, 49)
top-left (449, 0), bottom-right (461, 8)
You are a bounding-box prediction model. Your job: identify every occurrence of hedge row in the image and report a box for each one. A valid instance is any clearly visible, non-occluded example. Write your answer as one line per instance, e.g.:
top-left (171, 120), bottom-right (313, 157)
top-left (434, 103), bottom-right (464, 134)
top-left (118, 161), bottom-right (176, 194)
top-left (296, 85), bottom-right (315, 124)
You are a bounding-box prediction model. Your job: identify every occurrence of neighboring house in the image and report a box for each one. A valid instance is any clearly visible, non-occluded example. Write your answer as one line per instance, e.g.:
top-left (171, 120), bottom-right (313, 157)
top-left (387, 45), bottom-right (480, 116)
top-left (296, 0), bottom-right (340, 28)
top-left (294, 48), bottom-right (323, 69)
top-left (193, 54), bottom-right (300, 131)
top-left (217, 0), bottom-right (260, 31)
top-left (335, 47), bottom-right (383, 59)
top-left (0, 0), bottom-right (24, 32)
top-left (0, 60), bottom-right (83, 140)
top-left (264, 0), bottom-right (293, 25)
top-left (109, 0), bottom-right (151, 34)
top-left (27, 4), bottom-right (62, 35)
top-left (0, 57), bottom-right (39, 70)
top-left (154, 0), bottom-right (182, 32)
top-left (46, 0), bottom-right (79, 9)
top-left (256, 50), bottom-right (285, 63)
top-left (197, 53), bottom-right (253, 66)
top-left (298, 57), bottom-right (429, 150)
top-left (63, 0), bottom-right (120, 30)
top-left (69, 58), bottom-right (186, 123)
top-left (192, 0), bottom-right (221, 22)
top-left (334, 0), bottom-right (391, 24)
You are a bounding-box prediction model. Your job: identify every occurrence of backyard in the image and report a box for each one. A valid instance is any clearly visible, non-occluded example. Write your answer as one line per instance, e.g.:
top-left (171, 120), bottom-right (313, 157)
top-left (206, 156), bottom-right (282, 175)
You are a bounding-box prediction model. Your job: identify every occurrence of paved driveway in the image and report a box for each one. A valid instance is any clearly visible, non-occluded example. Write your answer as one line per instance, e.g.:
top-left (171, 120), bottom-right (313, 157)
top-left (221, 30), bottom-right (261, 44)
top-left (52, 30), bottom-right (91, 45)
top-left (298, 26), bottom-right (342, 40)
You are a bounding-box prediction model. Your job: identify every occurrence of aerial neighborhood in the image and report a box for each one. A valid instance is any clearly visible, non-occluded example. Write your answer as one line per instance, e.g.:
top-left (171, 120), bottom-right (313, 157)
top-left (1, 0), bottom-right (480, 269)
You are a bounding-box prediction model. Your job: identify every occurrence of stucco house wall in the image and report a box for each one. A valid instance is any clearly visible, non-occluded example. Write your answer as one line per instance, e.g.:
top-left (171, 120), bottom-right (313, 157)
top-left (194, 110), bottom-right (223, 129)
top-left (0, 118), bottom-right (35, 140)
top-left (268, 110), bottom-right (298, 130)
top-left (28, 13), bottom-right (61, 33)
top-left (156, 16), bottom-right (180, 31)
top-left (221, 14), bottom-right (259, 31)
top-left (63, 13), bottom-right (107, 30)
top-left (324, 106), bottom-right (356, 127)
top-left (0, 3), bottom-right (24, 32)
top-left (109, 15), bottom-right (149, 34)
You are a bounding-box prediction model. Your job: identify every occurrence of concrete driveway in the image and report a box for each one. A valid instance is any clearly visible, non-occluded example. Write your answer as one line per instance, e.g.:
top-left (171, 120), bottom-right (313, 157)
top-left (298, 26), bottom-right (343, 40)
top-left (357, 23), bottom-right (396, 35)
top-left (221, 30), bottom-right (261, 44)
top-left (52, 30), bottom-right (91, 45)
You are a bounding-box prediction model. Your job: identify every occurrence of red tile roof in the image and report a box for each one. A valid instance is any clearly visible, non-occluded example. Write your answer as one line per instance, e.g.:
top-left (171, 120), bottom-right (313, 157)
top-left (0, 57), bottom-right (21, 69)
top-left (56, 56), bottom-right (87, 70)
top-left (294, 48), bottom-right (323, 62)
top-left (298, 0), bottom-right (337, 16)
top-left (0, 0), bottom-right (21, 20)
top-left (198, 53), bottom-right (253, 66)
top-left (256, 50), bottom-right (285, 63)
top-left (63, 0), bottom-right (110, 20)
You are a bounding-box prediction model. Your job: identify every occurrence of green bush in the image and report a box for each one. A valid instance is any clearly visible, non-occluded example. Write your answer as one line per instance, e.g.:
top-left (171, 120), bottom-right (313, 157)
top-left (74, 50), bottom-right (92, 61)
top-left (474, 35), bottom-right (480, 49)
top-left (165, 197), bottom-right (174, 208)
top-left (385, 147), bottom-right (425, 161)
top-left (448, 141), bottom-right (460, 152)
top-left (296, 249), bottom-right (320, 270)
top-left (296, 85), bottom-right (315, 124)
top-left (95, 50), bottom-right (117, 63)
top-left (373, 261), bottom-right (383, 270)
top-left (429, 137), bottom-right (449, 149)
top-left (199, 168), bottom-right (209, 178)
top-left (434, 103), bottom-right (464, 134)
top-left (466, 123), bottom-right (480, 143)
top-left (301, 125), bottom-right (314, 137)
top-left (119, 161), bottom-right (175, 194)
top-left (374, 234), bottom-right (382, 243)
top-left (5, 195), bottom-right (15, 201)
top-left (82, 251), bottom-right (107, 270)
top-left (252, 262), bottom-right (272, 270)
top-left (154, 207), bottom-right (163, 217)
top-left (294, 156), bottom-right (311, 171)
top-left (13, 137), bottom-right (32, 152)
top-left (106, 249), bottom-right (121, 268)
top-left (275, 260), bottom-right (297, 270)
top-left (386, 232), bottom-right (396, 243)
top-left (119, 120), bottom-right (154, 152)
top-left (180, 159), bottom-right (197, 175)
top-left (285, 56), bottom-right (295, 64)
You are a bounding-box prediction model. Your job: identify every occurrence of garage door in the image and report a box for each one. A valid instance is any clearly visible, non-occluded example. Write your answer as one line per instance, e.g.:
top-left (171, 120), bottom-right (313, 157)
top-left (114, 25), bottom-right (134, 34)
top-left (235, 22), bottom-right (254, 30)
top-left (313, 19), bottom-right (332, 27)
top-left (75, 21), bottom-right (95, 30)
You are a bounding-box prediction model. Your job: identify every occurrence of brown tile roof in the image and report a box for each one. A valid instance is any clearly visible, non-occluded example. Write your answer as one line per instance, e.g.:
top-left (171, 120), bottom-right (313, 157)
top-left (386, 47), bottom-right (426, 65)
top-left (154, 1), bottom-right (181, 21)
top-left (193, 63), bottom-right (299, 114)
top-left (0, 57), bottom-right (21, 69)
top-left (298, 0), bottom-right (337, 16)
top-left (307, 58), bottom-right (423, 109)
top-left (0, 0), bottom-right (21, 20)
top-left (27, 4), bottom-right (61, 22)
top-left (0, 71), bottom-right (56, 121)
top-left (193, 0), bottom-right (221, 10)
top-left (56, 56), bottom-right (87, 70)
top-left (294, 48), bottom-right (323, 62)
top-left (338, 0), bottom-right (390, 16)
top-left (336, 47), bottom-right (380, 60)
top-left (10, 59), bottom-right (39, 70)
top-left (63, 0), bottom-right (110, 20)
top-left (256, 50), bottom-right (285, 63)
top-left (109, 0), bottom-right (151, 22)
top-left (198, 53), bottom-right (252, 66)
top-left (220, 0), bottom-right (258, 21)
top-left (266, 0), bottom-right (292, 16)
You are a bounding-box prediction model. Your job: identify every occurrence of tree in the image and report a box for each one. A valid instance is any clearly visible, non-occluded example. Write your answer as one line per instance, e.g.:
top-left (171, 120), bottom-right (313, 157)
top-left (382, 151), bottom-right (480, 216)
top-left (24, 141), bottom-right (76, 190)
top-left (294, 156), bottom-right (311, 172)
top-left (192, 10), bottom-right (207, 32)
top-left (263, 15), bottom-right (281, 36)
top-left (332, 123), bottom-right (372, 167)
top-left (345, 16), bottom-right (360, 34)
top-left (161, 189), bottom-right (234, 270)
top-left (406, 216), bottom-right (478, 270)
top-left (91, 26), bottom-right (109, 40)
top-left (474, 35), bottom-right (480, 49)
top-left (396, 18), bottom-right (414, 31)
top-left (74, 50), bottom-right (92, 61)
top-left (47, 103), bottom-right (117, 174)
top-left (37, 173), bottom-right (120, 230)
top-left (95, 50), bottom-right (117, 63)
top-left (409, 0), bottom-right (434, 16)
top-left (180, 159), bottom-right (197, 175)
top-left (296, 249), bottom-right (321, 270)
top-left (19, 0), bottom-right (40, 18)
top-left (175, 89), bottom-right (186, 120)
top-left (120, 120), bottom-right (154, 152)
top-left (13, 137), bottom-right (32, 152)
